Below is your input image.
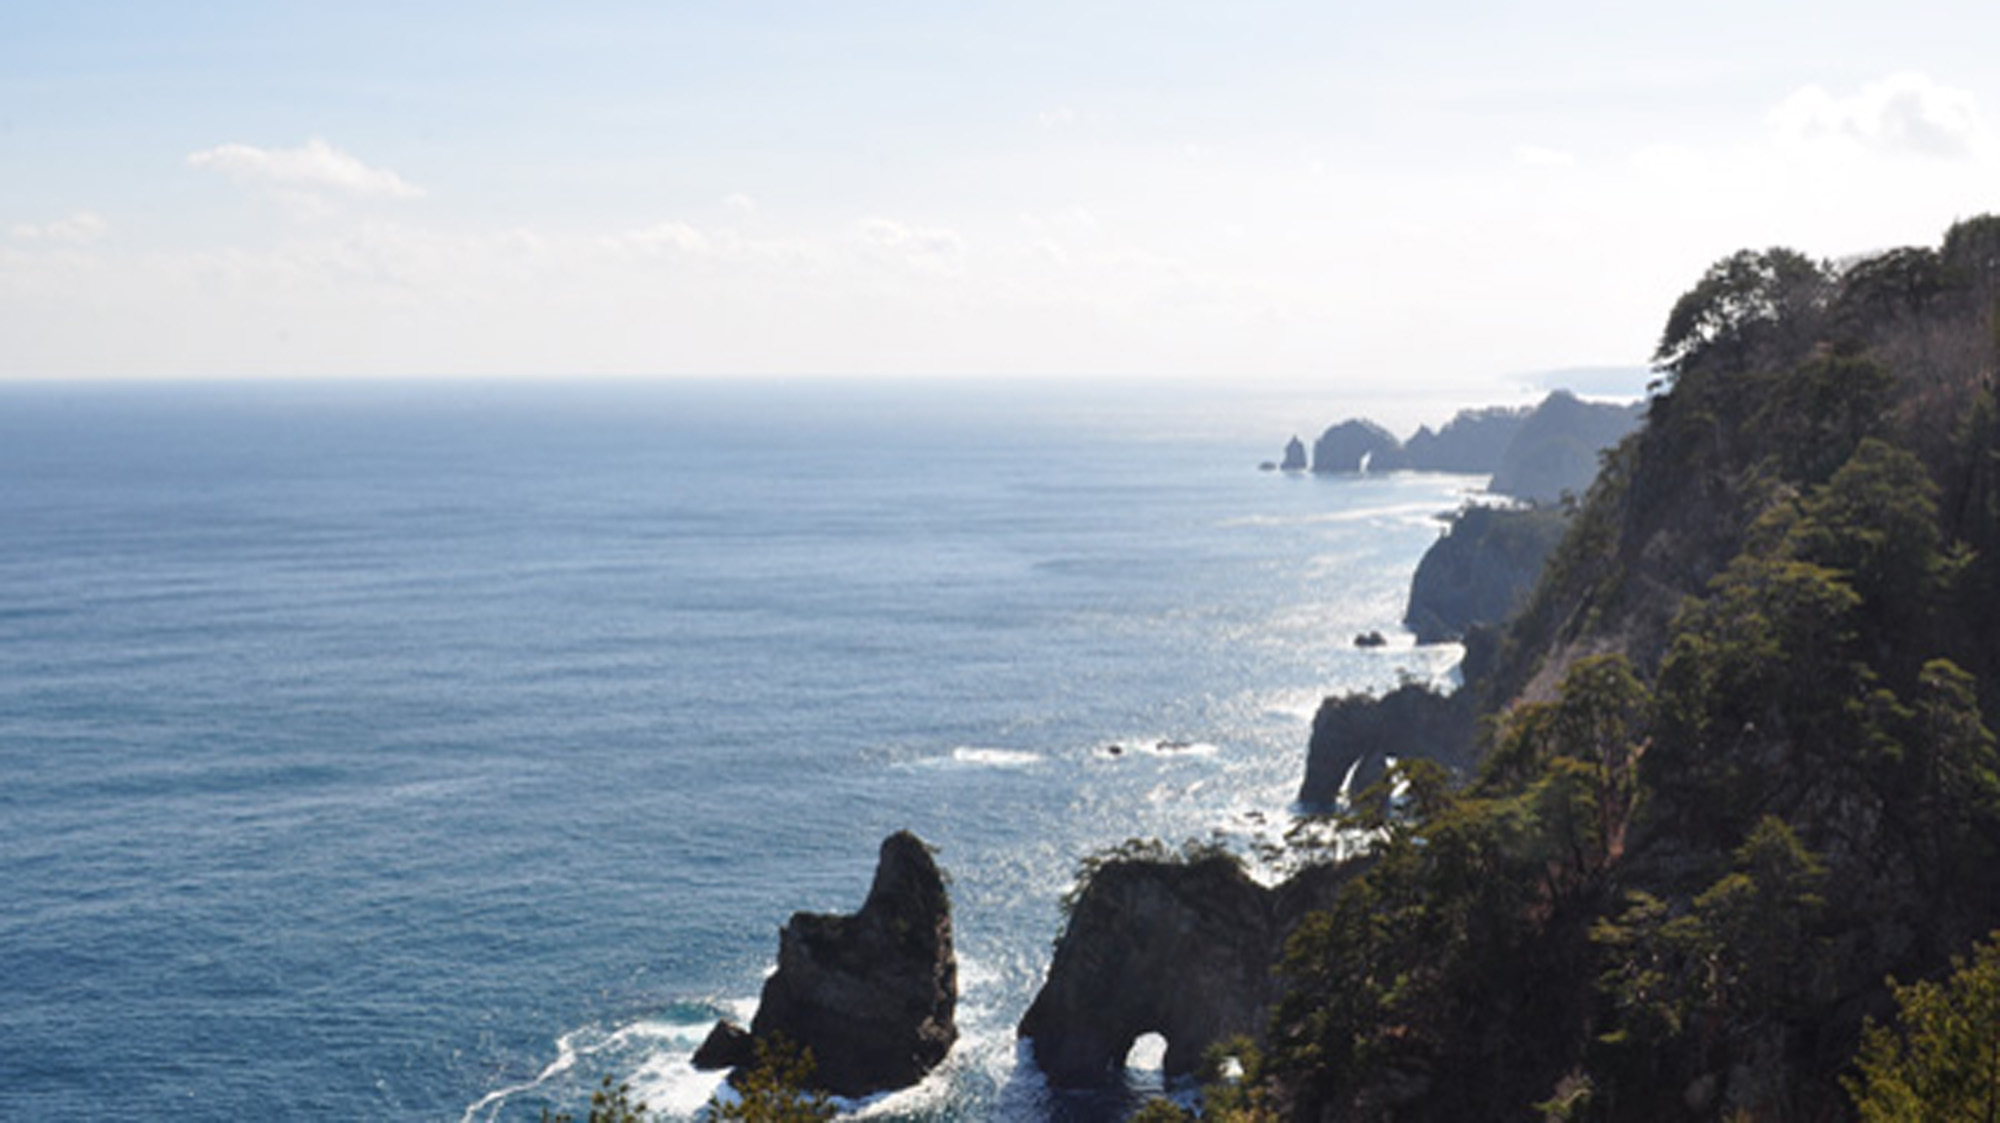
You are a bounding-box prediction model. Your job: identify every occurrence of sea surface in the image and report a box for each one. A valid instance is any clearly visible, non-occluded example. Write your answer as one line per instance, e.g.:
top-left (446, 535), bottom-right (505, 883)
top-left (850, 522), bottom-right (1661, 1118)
top-left (0, 378), bottom-right (1478, 1121)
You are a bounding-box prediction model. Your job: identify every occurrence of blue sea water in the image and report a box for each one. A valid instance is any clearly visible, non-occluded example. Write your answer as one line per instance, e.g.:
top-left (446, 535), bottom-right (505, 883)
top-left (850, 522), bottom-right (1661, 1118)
top-left (0, 379), bottom-right (1477, 1121)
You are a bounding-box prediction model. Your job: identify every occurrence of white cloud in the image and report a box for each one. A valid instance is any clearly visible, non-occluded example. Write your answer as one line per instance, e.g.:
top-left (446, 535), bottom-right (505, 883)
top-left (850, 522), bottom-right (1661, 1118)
top-left (8, 211), bottom-right (110, 243)
top-left (1038, 107), bottom-right (1077, 129)
top-left (1769, 73), bottom-right (1986, 158)
top-left (855, 217), bottom-right (964, 268)
top-left (1513, 144), bottom-right (1577, 169)
top-left (187, 139), bottom-right (426, 200)
top-left (613, 221), bottom-right (714, 257)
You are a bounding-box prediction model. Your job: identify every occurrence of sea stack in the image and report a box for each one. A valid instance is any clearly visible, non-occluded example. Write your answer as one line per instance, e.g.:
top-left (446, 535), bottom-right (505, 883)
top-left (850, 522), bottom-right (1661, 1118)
top-left (694, 831), bottom-right (958, 1097)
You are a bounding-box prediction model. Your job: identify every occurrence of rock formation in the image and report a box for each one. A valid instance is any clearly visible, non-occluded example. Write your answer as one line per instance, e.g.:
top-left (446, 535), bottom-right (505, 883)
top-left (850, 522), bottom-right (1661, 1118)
top-left (694, 831), bottom-right (957, 1097)
top-left (1297, 682), bottom-right (1475, 806)
top-left (1486, 390), bottom-right (1642, 504)
top-left (1018, 854), bottom-right (1358, 1086)
top-left (1280, 435), bottom-right (1308, 471)
top-left (1403, 505), bottom-right (1568, 644)
top-left (1297, 392), bottom-right (1639, 500)
top-left (1310, 419), bottom-right (1401, 473)
top-left (1401, 404), bottom-right (1533, 473)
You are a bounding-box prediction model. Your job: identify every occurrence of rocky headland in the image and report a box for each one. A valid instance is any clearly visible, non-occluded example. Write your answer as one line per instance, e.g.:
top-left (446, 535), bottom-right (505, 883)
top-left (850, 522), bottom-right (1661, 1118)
top-left (1017, 850), bottom-right (1361, 1087)
top-left (1402, 503), bottom-right (1569, 645)
top-left (1028, 219), bottom-right (2000, 1119)
top-left (1289, 389), bottom-right (1640, 503)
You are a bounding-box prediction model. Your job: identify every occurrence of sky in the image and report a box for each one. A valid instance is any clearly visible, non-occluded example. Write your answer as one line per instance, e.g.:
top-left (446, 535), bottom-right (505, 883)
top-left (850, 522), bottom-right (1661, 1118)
top-left (4, 1), bottom-right (1999, 401)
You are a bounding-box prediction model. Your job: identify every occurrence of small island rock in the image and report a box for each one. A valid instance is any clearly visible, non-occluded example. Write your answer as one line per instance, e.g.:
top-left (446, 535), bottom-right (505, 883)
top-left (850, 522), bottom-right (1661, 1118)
top-left (694, 831), bottom-right (957, 1097)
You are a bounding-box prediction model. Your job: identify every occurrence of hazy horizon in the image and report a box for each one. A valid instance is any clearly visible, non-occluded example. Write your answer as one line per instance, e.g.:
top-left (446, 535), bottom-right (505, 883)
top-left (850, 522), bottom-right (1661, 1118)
top-left (6, 3), bottom-right (1996, 402)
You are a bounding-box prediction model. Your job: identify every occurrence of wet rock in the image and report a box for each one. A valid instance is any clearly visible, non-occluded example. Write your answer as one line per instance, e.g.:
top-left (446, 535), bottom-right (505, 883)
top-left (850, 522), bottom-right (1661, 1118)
top-left (696, 831), bottom-right (957, 1097)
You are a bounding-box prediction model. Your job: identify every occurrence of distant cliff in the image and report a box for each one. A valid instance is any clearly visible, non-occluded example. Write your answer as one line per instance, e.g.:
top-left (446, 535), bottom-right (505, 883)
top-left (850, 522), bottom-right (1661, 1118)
top-left (1487, 390), bottom-right (1644, 504)
top-left (1300, 391), bottom-right (1639, 503)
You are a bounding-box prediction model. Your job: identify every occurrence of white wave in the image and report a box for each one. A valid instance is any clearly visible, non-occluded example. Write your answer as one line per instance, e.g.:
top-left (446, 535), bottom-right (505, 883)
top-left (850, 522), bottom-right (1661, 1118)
top-left (947, 746), bottom-right (1044, 768)
top-left (625, 1043), bottom-right (730, 1117)
top-left (463, 1004), bottom-right (753, 1123)
top-left (1218, 498), bottom-right (1468, 530)
top-left (459, 1027), bottom-right (586, 1123)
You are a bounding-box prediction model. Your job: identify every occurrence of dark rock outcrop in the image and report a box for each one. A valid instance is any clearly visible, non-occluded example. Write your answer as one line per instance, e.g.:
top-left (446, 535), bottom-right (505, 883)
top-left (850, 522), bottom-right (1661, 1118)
top-left (1018, 856), bottom-right (1360, 1086)
top-left (1280, 435), bottom-right (1308, 471)
top-left (1297, 682), bottom-right (1475, 806)
top-left (691, 1020), bottom-right (756, 1070)
top-left (695, 831), bottom-right (957, 1097)
top-left (1311, 419), bottom-right (1402, 473)
top-left (1403, 505), bottom-right (1569, 644)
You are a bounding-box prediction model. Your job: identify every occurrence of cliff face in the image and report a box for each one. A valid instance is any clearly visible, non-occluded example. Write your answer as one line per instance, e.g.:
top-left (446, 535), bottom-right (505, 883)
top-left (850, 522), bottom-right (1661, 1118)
top-left (1401, 405), bottom-right (1532, 473)
top-left (1403, 505), bottom-right (1570, 644)
top-left (1486, 391), bottom-right (1643, 504)
top-left (1297, 682), bottom-right (1475, 806)
top-left (1264, 219), bottom-right (2000, 1120)
top-left (1018, 854), bottom-right (1359, 1087)
top-left (1310, 419), bottom-right (1401, 473)
top-left (1301, 394), bottom-right (1637, 502)
top-left (697, 831), bottom-right (957, 1097)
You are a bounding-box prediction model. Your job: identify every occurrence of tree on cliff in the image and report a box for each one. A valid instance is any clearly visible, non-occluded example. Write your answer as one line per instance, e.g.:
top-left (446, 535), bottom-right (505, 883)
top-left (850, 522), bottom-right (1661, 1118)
top-left (1247, 214), bottom-right (2000, 1119)
top-left (1846, 931), bottom-right (2000, 1121)
top-left (1653, 246), bottom-right (1831, 376)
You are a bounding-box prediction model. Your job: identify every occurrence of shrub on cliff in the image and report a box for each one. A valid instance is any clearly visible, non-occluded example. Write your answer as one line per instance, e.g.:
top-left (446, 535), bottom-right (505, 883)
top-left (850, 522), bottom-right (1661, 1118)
top-left (1846, 931), bottom-right (2000, 1121)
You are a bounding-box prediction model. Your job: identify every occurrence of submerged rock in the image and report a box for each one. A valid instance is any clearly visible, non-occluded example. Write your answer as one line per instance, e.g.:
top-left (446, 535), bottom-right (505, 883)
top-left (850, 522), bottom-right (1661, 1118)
top-left (693, 831), bottom-right (957, 1097)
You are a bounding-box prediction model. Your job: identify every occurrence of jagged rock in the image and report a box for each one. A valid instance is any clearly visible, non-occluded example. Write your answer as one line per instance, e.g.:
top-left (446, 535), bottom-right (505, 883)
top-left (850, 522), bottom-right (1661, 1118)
top-left (1280, 435), bottom-right (1308, 471)
top-left (691, 1019), bottom-right (755, 1070)
top-left (1311, 419), bottom-right (1403, 473)
top-left (1403, 505), bottom-right (1569, 644)
top-left (1019, 857), bottom-right (1358, 1086)
top-left (1297, 682), bottom-right (1474, 806)
top-left (695, 831), bottom-right (957, 1097)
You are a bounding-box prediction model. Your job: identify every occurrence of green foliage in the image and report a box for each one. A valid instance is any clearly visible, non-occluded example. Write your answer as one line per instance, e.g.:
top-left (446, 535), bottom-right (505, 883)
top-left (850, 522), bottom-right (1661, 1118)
top-left (1749, 355), bottom-right (1897, 485)
top-left (1129, 1098), bottom-right (1197, 1122)
top-left (706, 1036), bottom-right (835, 1123)
top-left (1846, 931), bottom-right (2000, 1121)
top-left (541, 1075), bottom-right (649, 1123)
top-left (1833, 246), bottom-right (1946, 339)
top-left (1590, 817), bottom-right (1828, 1061)
top-left (1061, 835), bottom-right (1241, 915)
top-left (1941, 214), bottom-right (2000, 297)
top-left (1654, 247), bottom-right (1831, 375)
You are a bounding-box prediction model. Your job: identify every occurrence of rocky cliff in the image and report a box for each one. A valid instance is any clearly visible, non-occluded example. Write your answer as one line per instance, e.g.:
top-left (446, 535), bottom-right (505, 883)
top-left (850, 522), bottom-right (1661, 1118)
top-left (1296, 682), bottom-right (1475, 806)
top-left (1309, 419), bottom-right (1401, 473)
top-left (1262, 218), bottom-right (2000, 1120)
top-left (1402, 504), bottom-right (1569, 644)
top-left (1486, 390), bottom-right (1643, 504)
top-left (1298, 392), bottom-right (1638, 502)
top-left (1018, 851), bottom-right (1359, 1087)
top-left (695, 831), bottom-right (957, 1097)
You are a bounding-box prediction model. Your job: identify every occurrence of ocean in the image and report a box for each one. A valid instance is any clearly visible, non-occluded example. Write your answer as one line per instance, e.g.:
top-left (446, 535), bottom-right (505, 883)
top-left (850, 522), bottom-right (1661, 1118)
top-left (0, 378), bottom-right (1477, 1121)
